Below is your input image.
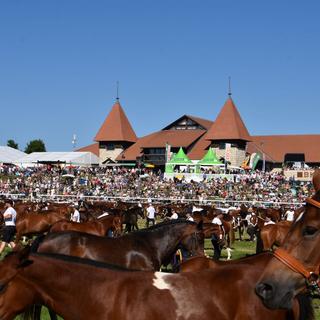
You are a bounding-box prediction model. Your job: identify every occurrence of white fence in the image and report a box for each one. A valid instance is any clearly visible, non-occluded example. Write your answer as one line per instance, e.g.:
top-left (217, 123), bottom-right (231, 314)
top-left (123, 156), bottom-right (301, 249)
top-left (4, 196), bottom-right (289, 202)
top-left (164, 173), bottom-right (235, 182)
top-left (0, 192), bottom-right (305, 208)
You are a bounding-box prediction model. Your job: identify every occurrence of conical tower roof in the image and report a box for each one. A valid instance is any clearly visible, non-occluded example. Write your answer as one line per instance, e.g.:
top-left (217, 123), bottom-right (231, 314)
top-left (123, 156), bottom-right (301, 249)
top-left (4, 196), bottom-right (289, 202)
top-left (206, 98), bottom-right (251, 141)
top-left (94, 101), bottom-right (137, 142)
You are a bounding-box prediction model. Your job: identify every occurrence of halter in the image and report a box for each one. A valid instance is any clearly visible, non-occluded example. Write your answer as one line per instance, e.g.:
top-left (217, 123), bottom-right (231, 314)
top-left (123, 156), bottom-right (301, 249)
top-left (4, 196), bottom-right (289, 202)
top-left (272, 197), bottom-right (320, 294)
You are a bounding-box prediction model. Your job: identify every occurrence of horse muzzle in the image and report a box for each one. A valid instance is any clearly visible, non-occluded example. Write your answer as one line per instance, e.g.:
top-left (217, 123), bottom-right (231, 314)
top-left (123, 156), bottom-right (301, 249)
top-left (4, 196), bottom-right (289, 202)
top-left (255, 281), bottom-right (293, 310)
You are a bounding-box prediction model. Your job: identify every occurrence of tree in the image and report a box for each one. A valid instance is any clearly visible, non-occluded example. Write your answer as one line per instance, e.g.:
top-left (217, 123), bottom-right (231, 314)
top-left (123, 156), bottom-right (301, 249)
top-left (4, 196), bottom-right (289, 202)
top-left (7, 139), bottom-right (19, 149)
top-left (24, 139), bottom-right (46, 154)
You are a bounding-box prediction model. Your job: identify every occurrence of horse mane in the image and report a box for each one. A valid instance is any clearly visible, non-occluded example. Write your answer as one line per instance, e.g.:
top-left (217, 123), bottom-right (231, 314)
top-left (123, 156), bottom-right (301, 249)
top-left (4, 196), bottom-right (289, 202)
top-left (29, 252), bottom-right (140, 272)
top-left (296, 293), bottom-right (314, 320)
top-left (132, 219), bottom-right (197, 234)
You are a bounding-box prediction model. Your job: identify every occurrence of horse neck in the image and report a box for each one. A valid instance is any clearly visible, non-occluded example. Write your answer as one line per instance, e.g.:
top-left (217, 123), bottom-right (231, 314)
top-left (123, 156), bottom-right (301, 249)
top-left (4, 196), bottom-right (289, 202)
top-left (19, 256), bottom-right (89, 318)
top-left (0, 276), bottom-right (37, 318)
top-left (148, 223), bottom-right (192, 263)
top-left (97, 216), bottom-right (114, 231)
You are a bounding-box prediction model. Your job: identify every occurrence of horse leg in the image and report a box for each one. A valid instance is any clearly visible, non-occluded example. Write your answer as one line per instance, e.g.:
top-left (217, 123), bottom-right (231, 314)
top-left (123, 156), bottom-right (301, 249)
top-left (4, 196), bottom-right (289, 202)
top-left (226, 233), bottom-right (232, 260)
top-left (256, 231), bottom-right (264, 253)
top-left (226, 247), bottom-right (232, 260)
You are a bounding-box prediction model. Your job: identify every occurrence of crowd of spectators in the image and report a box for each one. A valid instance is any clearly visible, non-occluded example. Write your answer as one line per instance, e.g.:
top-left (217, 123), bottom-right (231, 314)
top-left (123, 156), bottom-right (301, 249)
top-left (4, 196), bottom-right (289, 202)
top-left (0, 164), bottom-right (314, 206)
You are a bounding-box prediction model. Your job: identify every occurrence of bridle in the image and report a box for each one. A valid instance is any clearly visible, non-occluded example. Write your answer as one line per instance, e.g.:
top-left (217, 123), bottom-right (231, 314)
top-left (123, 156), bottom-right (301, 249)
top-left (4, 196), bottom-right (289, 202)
top-left (272, 197), bottom-right (320, 295)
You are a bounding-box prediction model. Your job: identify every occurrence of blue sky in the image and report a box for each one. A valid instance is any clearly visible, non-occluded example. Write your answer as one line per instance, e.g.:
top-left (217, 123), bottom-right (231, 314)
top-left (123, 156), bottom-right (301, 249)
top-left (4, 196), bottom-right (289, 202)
top-left (0, 1), bottom-right (319, 151)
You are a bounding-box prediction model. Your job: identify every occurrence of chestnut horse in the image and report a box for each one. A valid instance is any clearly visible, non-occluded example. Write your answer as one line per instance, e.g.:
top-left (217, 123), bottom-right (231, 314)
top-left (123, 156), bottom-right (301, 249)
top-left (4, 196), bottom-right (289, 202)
top-left (36, 220), bottom-right (204, 271)
top-left (179, 253), bottom-right (312, 320)
top-left (49, 215), bottom-right (122, 237)
top-left (15, 210), bottom-right (70, 243)
top-left (0, 248), bottom-right (312, 320)
top-left (256, 170), bottom-right (320, 310)
top-left (259, 221), bottom-right (292, 251)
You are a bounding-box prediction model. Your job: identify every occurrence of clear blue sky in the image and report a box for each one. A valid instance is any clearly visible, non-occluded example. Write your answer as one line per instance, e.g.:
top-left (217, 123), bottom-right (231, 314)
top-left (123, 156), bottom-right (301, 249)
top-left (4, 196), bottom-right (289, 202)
top-left (1, 1), bottom-right (319, 151)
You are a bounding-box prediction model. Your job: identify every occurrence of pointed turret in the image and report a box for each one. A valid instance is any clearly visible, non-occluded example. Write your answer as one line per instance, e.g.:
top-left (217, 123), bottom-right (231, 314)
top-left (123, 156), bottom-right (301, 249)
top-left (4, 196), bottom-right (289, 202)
top-left (94, 101), bottom-right (137, 143)
top-left (205, 98), bottom-right (251, 167)
top-left (94, 101), bottom-right (137, 163)
top-left (206, 98), bottom-right (251, 141)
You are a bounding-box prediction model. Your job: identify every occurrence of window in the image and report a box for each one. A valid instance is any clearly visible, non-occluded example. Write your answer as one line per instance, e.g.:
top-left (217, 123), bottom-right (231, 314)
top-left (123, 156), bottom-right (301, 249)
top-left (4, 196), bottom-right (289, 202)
top-left (106, 144), bottom-right (115, 150)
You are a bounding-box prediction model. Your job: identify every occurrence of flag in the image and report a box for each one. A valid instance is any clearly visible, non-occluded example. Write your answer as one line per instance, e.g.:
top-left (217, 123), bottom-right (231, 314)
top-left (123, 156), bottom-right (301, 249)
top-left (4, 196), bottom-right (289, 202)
top-left (165, 143), bottom-right (172, 162)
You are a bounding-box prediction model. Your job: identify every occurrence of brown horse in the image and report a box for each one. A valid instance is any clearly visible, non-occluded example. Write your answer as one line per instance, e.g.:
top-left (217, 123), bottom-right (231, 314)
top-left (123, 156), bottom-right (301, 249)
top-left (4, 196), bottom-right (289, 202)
top-left (15, 210), bottom-right (69, 243)
top-left (256, 169), bottom-right (320, 310)
top-left (50, 215), bottom-right (122, 237)
top-left (179, 253), bottom-right (312, 320)
top-left (36, 220), bottom-right (204, 271)
top-left (260, 221), bottom-right (292, 251)
top-left (0, 248), bottom-right (312, 320)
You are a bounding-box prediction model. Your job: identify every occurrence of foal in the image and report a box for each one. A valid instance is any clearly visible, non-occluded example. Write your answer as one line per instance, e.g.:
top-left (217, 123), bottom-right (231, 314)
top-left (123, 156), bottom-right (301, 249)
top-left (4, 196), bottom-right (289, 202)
top-left (0, 249), bottom-right (312, 320)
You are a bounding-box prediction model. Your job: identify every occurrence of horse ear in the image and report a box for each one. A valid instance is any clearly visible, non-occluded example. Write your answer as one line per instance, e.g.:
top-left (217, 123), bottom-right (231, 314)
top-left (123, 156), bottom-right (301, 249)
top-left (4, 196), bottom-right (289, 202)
top-left (196, 220), bottom-right (203, 230)
top-left (313, 169), bottom-right (320, 193)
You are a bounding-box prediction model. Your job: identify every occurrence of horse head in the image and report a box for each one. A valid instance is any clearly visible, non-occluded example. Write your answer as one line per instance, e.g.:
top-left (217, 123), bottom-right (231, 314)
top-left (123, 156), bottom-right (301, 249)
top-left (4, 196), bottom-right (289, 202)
top-left (0, 246), bottom-right (32, 291)
top-left (256, 169), bottom-right (320, 310)
top-left (179, 221), bottom-right (205, 258)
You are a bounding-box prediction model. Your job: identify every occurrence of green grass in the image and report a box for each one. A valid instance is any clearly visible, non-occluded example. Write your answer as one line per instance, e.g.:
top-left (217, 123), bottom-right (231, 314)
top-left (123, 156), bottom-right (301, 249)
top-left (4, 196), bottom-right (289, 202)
top-left (2, 220), bottom-right (319, 319)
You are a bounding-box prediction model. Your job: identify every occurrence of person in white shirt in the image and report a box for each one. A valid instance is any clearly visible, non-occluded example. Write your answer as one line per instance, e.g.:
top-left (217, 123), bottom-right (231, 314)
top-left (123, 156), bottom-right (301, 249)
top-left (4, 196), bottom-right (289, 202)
top-left (264, 217), bottom-right (276, 226)
top-left (186, 213), bottom-right (194, 222)
top-left (170, 211), bottom-right (179, 220)
top-left (71, 206), bottom-right (81, 223)
top-left (284, 208), bottom-right (295, 222)
top-left (211, 213), bottom-right (225, 260)
top-left (146, 203), bottom-right (156, 227)
top-left (0, 199), bottom-right (17, 254)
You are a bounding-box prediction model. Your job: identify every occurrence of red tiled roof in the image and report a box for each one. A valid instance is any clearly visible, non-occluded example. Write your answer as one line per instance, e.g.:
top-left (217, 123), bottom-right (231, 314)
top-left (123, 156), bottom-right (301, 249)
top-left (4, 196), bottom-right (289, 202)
top-left (76, 143), bottom-right (99, 157)
top-left (248, 135), bottom-right (320, 163)
top-left (162, 115), bottom-right (213, 131)
top-left (185, 115), bottom-right (213, 130)
top-left (187, 133), bottom-right (211, 160)
top-left (94, 101), bottom-right (137, 143)
top-left (117, 129), bottom-right (206, 161)
top-left (206, 98), bottom-right (251, 141)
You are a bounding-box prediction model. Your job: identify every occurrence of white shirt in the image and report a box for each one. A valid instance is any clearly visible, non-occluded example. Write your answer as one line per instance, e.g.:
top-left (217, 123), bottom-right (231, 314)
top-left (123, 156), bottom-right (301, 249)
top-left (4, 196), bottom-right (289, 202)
top-left (264, 220), bottom-right (275, 226)
top-left (147, 206), bottom-right (155, 219)
top-left (4, 207), bottom-right (17, 226)
top-left (170, 212), bottom-right (178, 220)
top-left (212, 217), bottom-right (222, 226)
top-left (285, 210), bottom-right (295, 222)
top-left (71, 209), bottom-right (80, 223)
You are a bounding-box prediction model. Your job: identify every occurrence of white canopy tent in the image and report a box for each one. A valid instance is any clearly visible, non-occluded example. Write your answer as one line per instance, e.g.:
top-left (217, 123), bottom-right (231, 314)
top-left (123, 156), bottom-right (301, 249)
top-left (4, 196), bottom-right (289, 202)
top-left (0, 146), bottom-right (26, 164)
top-left (14, 152), bottom-right (99, 167)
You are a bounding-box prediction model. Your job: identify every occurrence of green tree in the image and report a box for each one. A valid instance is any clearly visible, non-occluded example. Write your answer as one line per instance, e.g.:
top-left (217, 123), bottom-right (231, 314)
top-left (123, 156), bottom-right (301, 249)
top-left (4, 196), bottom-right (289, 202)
top-left (7, 139), bottom-right (19, 149)
top-left (24, 139), bottom-right (46, 154)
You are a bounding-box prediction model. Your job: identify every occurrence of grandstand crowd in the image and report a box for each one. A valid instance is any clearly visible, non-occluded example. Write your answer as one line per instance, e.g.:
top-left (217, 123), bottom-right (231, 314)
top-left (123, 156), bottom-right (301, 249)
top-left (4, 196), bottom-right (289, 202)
top-left (0, 164), bottom-right (314, 205)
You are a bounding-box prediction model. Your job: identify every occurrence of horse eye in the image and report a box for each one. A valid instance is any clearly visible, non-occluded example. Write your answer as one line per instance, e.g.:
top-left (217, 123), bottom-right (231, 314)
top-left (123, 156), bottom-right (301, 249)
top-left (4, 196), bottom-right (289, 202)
top-left (303, 226), bottom-right (318, 237)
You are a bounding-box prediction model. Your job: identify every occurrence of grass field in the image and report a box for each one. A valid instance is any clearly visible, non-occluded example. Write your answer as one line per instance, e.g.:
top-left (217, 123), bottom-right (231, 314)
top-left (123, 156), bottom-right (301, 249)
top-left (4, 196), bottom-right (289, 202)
top-left (2, 219), bottom-right (318, 319)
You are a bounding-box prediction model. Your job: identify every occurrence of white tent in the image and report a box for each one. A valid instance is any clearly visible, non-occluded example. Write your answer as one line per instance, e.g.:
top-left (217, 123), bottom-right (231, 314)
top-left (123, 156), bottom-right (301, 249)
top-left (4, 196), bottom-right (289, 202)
top-left (0, 146), bottom-right (26, 164)
top-left (14, 152), bottom-right (99, 167)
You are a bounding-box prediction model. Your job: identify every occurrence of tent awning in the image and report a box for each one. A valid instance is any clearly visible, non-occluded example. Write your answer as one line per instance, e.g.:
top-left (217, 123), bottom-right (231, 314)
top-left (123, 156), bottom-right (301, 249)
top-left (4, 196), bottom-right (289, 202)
top-left (169, 147), bottom-right (193, 165)
top-left (197, 148), bottom-right (222, 165)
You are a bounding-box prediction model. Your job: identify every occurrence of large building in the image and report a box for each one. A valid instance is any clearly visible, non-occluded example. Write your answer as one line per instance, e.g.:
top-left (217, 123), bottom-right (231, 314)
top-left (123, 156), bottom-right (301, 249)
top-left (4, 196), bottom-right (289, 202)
top-left (78, 96), bottom-right (320, 169)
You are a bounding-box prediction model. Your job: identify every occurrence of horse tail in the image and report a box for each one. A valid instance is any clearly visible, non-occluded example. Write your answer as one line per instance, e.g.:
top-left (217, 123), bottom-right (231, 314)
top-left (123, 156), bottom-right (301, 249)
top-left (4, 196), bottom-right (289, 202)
top-left (228, 228), bottom-right (235, 245)
top-left (296, 293), bottom-right (314, 320)
top-left (255, 230), bottom-right (263, 253)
